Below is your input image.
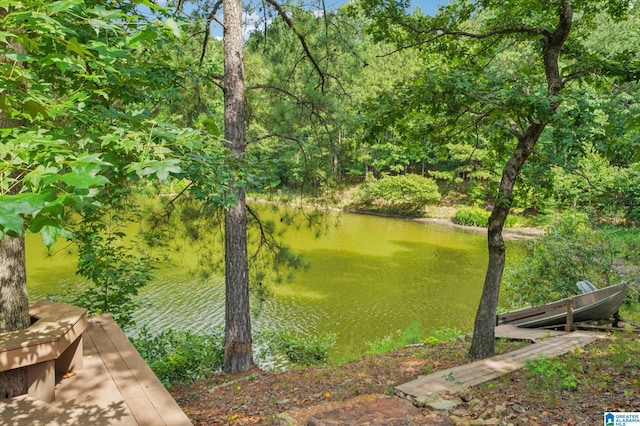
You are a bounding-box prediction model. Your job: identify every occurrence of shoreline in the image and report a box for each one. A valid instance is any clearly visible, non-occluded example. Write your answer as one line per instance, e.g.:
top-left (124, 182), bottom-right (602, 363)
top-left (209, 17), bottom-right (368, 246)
top-left (415, 217), bottom-right (544, 241)
top-left (248, 197), bottom-right (546, 242)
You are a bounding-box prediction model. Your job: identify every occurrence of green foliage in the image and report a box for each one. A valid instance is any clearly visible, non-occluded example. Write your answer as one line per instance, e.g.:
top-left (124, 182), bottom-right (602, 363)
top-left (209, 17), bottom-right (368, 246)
top-left (614, 163), bottom-right (640, 224)
top-left (131, 326), bottom-right (224, 389)
top-left (74, 225), bottom-right (154, 330)
top-left (453, 206), bottom-right (517, 227)
top-left (0, 0), bottom-right (206, 246)
top-left (453, 207), bottom-right (489, 227)
top-left (551, 152), bottom-right (640, 222)
top-left (366, 324), bottom-right (463, 356)
top-left (503, 213), bottom-right (626, 307)
top-left (373, 322), bottom-right (420, 352)
top-left (349, 174), bottom-right (441, 217)
top-left (422, 327), bottom-right (463, 345)
top-left (260, 329), bottom-right (336, 367)
top-left (525, 356), bottom-right (579, 394)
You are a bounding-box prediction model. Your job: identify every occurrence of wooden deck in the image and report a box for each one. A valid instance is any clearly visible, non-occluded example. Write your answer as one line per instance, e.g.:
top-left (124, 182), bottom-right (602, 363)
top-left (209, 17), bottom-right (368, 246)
top-left (396, 330), bottom-right (599, 399)
top-left (1, 315), bottom-right (192, 426)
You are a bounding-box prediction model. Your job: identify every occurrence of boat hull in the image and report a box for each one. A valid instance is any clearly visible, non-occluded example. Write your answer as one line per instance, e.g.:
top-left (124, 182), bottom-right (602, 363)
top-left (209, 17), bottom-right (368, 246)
top-left (498, 283), bottom-right (627, 328)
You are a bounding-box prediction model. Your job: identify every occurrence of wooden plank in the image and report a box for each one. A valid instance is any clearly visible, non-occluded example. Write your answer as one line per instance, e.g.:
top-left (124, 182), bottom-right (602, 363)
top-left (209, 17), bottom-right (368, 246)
top-left (0, 301), bottom-right (87, 372)
top-left (27, 360), bottom-right (55, 403)
top-left (565, 299), bottom-right (574, 332)
top-left (395, 331), bottom-right (599, 398)
top-left (87, 318), bottom-right (169, 426)
top-left (494, 324), bottom-right (565, 341)
top-left (88, 316), bottom-right (192, 426)
top-left (2, 315), bottom-right (191, 426)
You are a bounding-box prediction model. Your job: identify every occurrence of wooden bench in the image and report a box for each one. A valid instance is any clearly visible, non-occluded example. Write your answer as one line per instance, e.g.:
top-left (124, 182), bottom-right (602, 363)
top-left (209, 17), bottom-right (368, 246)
top-left (0, 300), bottom-right (87, 403)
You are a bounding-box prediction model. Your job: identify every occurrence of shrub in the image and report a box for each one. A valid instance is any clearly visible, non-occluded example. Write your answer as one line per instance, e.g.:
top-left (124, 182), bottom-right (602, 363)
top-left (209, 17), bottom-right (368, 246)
top-left (423, 327), bottom-right (462, 345)
top-left (260, 329), bottom-right (336, 367)
top-left (453, 206), bottom-right (517, 227)
top-left (364, 323), bottom-right (462, 355)
top-left (350, 174), bottom-right (441, 217)
top-left (525, 356), bottom-right (579, 393)
top-left (131, 327), bottom-right (224, 389)
top-left (553, 154), bottom-right (640, 224)
top-left (453, 206), bottom-right (489, 227)
top-left (503, 213), bottom-right (625, 307)
top-left (366, 321), bottom-right (424, 355)
top-left (613, 162), bottom-right (640, 224)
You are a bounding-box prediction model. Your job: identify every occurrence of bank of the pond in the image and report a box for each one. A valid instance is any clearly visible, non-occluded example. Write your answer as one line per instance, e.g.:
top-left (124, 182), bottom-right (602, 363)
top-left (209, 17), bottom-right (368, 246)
top-left (252, 196), bottom-right (546, 242)
top-left (171, 330), bottom-right (640, 425)
top-left (416, 217), bottom-right (544, 241)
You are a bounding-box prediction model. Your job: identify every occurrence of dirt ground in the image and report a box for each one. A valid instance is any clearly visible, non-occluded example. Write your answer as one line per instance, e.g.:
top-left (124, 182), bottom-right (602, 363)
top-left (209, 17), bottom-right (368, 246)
top-left (171, 331), bottom-right (640, 425)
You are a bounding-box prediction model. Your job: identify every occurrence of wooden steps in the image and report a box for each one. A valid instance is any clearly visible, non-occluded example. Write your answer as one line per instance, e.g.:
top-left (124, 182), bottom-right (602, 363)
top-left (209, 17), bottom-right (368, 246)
top-left (395, 331), bottom-right (599, 399)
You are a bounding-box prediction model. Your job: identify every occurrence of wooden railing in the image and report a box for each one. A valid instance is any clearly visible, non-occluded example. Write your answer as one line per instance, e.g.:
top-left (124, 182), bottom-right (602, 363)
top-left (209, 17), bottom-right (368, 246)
top-left (0, 300), bottom-right (87, 402)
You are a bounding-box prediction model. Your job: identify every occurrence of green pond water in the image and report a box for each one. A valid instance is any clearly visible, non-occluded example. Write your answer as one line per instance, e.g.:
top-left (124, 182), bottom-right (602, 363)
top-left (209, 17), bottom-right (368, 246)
top-left (25, 209), bottom-right (522, 360)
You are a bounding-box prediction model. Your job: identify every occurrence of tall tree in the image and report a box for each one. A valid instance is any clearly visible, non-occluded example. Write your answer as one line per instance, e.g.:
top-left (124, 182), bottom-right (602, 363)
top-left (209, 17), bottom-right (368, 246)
top-left (185, 0), bottom-right (353, 373)
top-left (357, 0), bottom-right (636, 358)
top-left (469, 3), bottom-right (572, 358)
top-left (221, 0), bottom-right (253, 372)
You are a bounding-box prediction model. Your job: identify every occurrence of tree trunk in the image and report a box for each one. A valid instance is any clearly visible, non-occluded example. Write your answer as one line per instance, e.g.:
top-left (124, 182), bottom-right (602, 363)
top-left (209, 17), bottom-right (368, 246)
top-left (0, 234), bottom-right (30, 397)
top-left (222, 0), bottom-right (253, 373)
top-left (0, 6), bottom-right (30, 394)
top-left (469, 126), bottom-right (543, 358)
top-left (469, 4), bottom-right (573, 359)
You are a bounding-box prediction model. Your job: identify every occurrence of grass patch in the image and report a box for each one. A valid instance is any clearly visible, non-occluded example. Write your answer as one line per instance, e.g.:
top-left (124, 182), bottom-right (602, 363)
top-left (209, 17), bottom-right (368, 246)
top-left (366, 323), bottom-right (463, 355)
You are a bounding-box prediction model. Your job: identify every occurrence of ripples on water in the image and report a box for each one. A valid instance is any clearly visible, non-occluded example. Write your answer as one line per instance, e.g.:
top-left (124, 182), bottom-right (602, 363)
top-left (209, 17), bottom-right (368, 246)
top-left (26, 211), bottom-right (522, 361)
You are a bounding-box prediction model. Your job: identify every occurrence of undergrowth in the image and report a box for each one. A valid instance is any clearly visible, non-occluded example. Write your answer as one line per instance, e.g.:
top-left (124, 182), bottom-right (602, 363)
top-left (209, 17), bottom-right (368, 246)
top-left (365, 322), bottom-right (462, 355)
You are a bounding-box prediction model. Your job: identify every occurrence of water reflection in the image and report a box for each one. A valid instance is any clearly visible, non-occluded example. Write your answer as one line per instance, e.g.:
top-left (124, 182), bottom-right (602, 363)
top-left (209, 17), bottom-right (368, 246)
top-left (26, 210), bottom-right (521, 359)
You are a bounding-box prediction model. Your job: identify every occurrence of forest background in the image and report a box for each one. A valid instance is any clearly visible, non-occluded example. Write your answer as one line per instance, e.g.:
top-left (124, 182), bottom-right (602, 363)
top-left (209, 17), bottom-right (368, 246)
top-left (1, 0), bottom-right (639, 396)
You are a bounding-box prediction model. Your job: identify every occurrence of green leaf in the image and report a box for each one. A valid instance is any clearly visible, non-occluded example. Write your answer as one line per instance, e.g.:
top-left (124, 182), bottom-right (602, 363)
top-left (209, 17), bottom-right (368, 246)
top-left (162, 18), bottom-right (182, 39)
top-left (86, 6), bottom-right (123, 20)
top-left (60, 172), bottom-right (110, 188)
top-left (0, 31), bottom-right (17, 44)
top-left (66, 37), bottom-right (93, 58)
top-left (0, 207), bottom-right (24, 236)
top-left (0, 192), bottom-right (50, 235)
top-left (151, 127), bottom-right (177, 142)
top-left (137, 0), bottom-right (167, 12)
top-left (140, 159), bottom-right (182, 181)
top-left (48, 0), bottom-right (83, 14)
top-left (87, 18), bottom-right (119, 36)
top-left (127, 27), bottom-right (159, 48)
top-left (39, 223), bottom-right (73, 248)
top-left (0, 1), bottom-right (22, 11)
top-left (4, 52), bottom-right (36, 63)
top-left (22, 99), bottom-right (49, 119)
top-left (197, 118), bottom-right (220, 137)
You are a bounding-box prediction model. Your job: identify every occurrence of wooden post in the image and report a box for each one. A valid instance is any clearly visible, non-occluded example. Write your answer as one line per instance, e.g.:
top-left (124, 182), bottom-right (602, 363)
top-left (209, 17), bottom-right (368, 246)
top-left (27, 360), bottom-right (55, 403)
top-left (565, 299), bottom-right (574, 332)
top-left (56, 334), bottom-right (84, 375)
